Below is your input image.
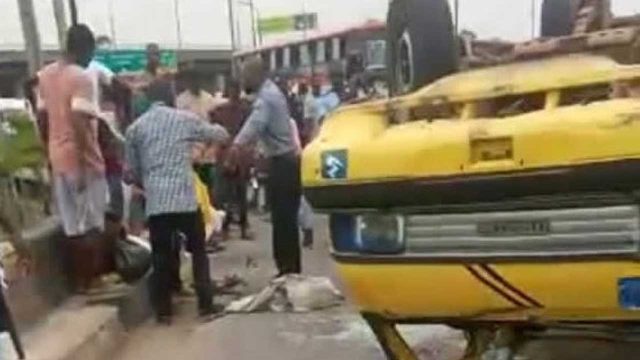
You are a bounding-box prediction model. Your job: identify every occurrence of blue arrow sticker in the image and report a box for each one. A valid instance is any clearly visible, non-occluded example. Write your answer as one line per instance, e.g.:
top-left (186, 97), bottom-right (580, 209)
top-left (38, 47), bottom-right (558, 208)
top-left (321, 150), bottom-right (348, 180)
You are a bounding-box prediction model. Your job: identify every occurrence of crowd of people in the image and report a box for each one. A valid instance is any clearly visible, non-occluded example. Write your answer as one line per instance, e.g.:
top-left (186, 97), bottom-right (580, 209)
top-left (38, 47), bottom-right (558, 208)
top-left (34, 23), bottom-right (344, 324)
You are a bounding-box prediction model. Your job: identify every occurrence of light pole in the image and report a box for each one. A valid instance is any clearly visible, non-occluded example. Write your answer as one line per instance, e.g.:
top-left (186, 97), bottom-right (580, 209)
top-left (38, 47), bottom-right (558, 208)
top-left (301, 0), bottom-right (308, 40)
top-left (454, 0), bottom-right (459, 34)
top-left (17, 0), bottom-right (42, 75)
top-left (69, 0), bottom-right (78, 25)
top-left (52, 0), bottom-right (67, 49)
top-left (227, 0), bottom-right (237, 51)
top-left (174, 0), bottom-right (183, 49)
top-left (238, 0), bottom-right (258, 48)
top-left (108, 0), bottom-right (117, 47)
top-left (531, 0), bottom-right (537, 38)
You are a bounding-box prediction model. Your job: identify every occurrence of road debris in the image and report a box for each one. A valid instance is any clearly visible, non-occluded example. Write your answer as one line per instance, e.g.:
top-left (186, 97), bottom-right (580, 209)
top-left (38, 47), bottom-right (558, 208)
top-left (226, 275), bottom-right (343, 313)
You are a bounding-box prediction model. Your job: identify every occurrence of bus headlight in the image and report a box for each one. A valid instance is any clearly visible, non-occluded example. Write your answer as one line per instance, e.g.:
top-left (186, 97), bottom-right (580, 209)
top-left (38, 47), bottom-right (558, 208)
top-left (356, 214), bottom-right (405, 254)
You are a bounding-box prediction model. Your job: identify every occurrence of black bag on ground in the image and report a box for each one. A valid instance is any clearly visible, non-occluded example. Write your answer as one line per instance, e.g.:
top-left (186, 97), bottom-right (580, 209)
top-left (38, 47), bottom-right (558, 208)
top-left (115, 235), bottom-right (151, 283)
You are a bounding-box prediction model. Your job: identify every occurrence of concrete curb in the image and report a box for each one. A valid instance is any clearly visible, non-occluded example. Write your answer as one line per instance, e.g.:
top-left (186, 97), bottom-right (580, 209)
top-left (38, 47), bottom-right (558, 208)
top-left (6, 216), bottom-right (154, 359)
top-left (8, 217), bottom-right (71, 332)
top-left (21, 304), bottom-right (123, 360)
top-left (63, 312), bottom-right (125, 360)
top-left (117, 272), bottom-right (153, 330)
top-left (18, 275), bottom-right (153, 360)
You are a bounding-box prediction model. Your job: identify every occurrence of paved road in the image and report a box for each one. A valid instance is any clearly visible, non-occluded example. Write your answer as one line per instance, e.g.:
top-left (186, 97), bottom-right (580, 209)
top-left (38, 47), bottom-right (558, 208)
top-left (115, 216), bottom-right (464, 360)
top-left (115, 216), bottom-right (640, 360)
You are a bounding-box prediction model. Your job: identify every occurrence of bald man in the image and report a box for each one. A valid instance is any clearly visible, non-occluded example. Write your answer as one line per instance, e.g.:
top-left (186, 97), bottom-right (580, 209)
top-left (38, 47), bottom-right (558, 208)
top-left (228, 56), bottom-right (302, 276)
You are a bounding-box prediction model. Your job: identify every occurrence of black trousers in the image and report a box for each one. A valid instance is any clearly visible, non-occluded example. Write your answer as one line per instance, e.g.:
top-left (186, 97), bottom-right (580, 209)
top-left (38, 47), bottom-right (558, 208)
top-left (222, 176), bottom-right (249, 231)
top-left (148, 212), bottom-right (213, 317)
top-left (268, 152), bottom-right (302, 275)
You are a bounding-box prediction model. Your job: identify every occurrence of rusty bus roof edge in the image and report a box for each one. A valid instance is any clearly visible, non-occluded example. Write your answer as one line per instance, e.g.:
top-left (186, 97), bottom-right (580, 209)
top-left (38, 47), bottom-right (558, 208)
top-left (331, 54), bottom-right (640, 117)
top-left (398, 54), bottom-right (640, 107)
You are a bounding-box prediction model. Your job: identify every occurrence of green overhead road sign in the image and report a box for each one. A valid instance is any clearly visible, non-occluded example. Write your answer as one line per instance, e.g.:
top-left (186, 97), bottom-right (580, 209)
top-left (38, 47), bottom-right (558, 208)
top-left (259, 13), bottom-right (318, 34)
top-left (94, 50), bottom-right (178, 74)
top-left (259, 16), bottom-right (294, 34)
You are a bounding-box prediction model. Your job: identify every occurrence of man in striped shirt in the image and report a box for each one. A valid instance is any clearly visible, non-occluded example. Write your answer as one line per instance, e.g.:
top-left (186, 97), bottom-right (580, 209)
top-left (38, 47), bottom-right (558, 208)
top-left (125, 81), bottom-right (229, 323)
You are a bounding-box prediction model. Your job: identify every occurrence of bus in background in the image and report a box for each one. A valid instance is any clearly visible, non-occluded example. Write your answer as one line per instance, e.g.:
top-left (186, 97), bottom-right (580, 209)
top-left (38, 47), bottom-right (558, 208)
top-left (233, 20), bottom-right (387, 89)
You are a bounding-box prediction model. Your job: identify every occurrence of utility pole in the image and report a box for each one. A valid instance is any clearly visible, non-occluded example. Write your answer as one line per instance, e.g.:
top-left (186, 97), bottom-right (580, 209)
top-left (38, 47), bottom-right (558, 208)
top-left (454, 0), bottom-right (459, 35)
top-left (238, 0), bottom-right (258, 48)
top-left (256, 7), bottom-right (263, 46)
top-left (108, 0), bottom-right (117, 47)
top-left (531, 0), bottom-right (536, 38)
top-left (52, 0), bottom-right (68, 50)
top-left (68, 0), bottom-right (78, 25)
top-left (227, 0), bottom-right (237, 51)
top-left (248, 0), bottom-right (257, 48)
top-left (249, 0), bottom-right (258, 48)
top-left (301, 0), bottom-right (308, 40)
top-left (227, 0), bottom-right (238, 77)
top-left (174, 0), bottom-right (183, 49)
top-left (17, 0), bottom-right (42, 75)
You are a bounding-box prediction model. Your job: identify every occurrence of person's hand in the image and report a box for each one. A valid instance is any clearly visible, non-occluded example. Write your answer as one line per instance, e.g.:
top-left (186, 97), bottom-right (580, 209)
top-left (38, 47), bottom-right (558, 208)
top-left (225, 145), bottom-right (241, 169)
top-left (224, 146), bottom-right (241, 177)
top-left (131, 185), bottom-right (145, 200)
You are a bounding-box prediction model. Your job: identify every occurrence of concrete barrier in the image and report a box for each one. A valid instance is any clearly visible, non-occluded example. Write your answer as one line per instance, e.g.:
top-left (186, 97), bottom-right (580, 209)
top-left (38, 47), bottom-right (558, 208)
top-left (3, 217), bottom-right (153, 359)
top-left (7, 217), bottom-right (70, 333)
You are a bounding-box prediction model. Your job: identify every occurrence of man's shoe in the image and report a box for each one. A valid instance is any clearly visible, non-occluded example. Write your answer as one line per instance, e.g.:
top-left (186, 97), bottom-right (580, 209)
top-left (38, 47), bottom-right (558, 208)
top-left (206, 242), bottom-right (226, 254)
top-left (199, 304), bottom-right (226, 322)
top-left (174, 285), bottom-right (196, 298)
top-left (302, 229), bottom-right (314, 249)
top-left (240, 229), bottom-right (254, 241)
top-left (156, 315), bottom-right (172, 326)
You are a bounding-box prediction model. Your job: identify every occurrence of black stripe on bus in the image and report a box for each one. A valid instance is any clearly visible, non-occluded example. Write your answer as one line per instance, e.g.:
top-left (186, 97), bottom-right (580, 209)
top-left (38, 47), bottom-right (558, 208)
top-left (480, 264), bottom-right (544, 308)
top-left (464, 265), bottom-right (528, 308)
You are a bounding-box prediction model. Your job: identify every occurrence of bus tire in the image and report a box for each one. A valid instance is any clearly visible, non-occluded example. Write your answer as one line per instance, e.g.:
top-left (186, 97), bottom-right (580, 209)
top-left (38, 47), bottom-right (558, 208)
top-left (540, 0), bottom-right (580, 37)
top-left (387, 0), bottom-right (458, 95)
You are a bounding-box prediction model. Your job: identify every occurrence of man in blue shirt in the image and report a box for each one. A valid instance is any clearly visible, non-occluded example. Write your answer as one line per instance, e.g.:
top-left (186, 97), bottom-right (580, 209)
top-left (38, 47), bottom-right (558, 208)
top-left (228, 57), bottom-right (302, 276)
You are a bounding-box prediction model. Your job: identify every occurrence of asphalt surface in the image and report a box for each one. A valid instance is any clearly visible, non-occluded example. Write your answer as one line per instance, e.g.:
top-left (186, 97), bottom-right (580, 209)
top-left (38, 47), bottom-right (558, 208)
top-left (115, 215), bottom-right (465, 360)
top-left (115, 215), bottom-right (640, 360)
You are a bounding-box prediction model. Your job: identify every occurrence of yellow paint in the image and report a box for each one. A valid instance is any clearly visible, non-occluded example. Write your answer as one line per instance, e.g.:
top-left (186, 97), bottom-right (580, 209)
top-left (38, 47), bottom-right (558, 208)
top-left (303, 55), bottom-right (640, 187)
top-left (337, 261), bottom-right (640, 322)
top-left (302, 54), bottom-right (640, 324)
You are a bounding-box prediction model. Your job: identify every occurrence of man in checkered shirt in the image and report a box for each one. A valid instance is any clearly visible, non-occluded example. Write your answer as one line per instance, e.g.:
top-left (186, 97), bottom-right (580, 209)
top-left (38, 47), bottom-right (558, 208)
top-left (125, 81), bottom-right (228, 323)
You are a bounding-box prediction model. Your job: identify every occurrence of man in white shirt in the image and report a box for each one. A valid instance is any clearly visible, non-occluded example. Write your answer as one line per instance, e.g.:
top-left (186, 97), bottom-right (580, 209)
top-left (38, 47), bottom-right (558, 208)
top-left (86, 60), bottom-right (114, 111)
top-left (177, 69), bottom-right (226, 121)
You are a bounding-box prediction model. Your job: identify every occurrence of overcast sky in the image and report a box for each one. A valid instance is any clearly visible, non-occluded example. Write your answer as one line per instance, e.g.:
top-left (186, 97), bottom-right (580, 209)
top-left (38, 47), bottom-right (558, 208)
top-left (0, 0), bottom-right (638, 50)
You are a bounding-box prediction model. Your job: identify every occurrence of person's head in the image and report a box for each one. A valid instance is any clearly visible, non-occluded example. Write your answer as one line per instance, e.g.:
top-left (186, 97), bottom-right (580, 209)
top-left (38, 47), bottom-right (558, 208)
top-left (331, 78), bottom-right (344, 95)
top-left (274, 76), bottom-right (290, 95)
top-left (146, 43), bottom-right (161, 74)
top-left (611, 78), bottom-right (640, 99)
top-left (191, 142), bottom-right (206, 164)
top-left (312, 82), bottom-right (322, 97)
top-left (181, 68), bottom-right (202, 95)
top-left (241, 56), bottom-right (266, 93)
top-left (145, 80), bottom-right (176, 108)
top-left (66, 24), bottom-right (96, 68)
top-left (299, 83), bottom-right (309, 96)
top-left (226, 79), bottom-right (241, 101)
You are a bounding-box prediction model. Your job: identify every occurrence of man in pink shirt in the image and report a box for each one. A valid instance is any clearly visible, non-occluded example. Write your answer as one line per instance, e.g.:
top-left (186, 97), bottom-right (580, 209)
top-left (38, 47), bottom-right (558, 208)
top-left (37, 24), bottom-right (107, 291)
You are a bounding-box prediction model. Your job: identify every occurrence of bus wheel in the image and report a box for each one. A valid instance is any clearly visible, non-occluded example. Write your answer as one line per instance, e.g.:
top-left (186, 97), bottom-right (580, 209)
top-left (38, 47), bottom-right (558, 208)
top-left (361, 313), bottom-right (419, 360)
top-left (386, 0), bottom-right (458, 96)
top-left (540, 0), bottom-right (580, 37)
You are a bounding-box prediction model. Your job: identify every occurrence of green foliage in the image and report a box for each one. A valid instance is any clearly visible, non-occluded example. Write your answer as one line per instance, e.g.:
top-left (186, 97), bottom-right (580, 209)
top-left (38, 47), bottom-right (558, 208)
top-left (0, 111), bottom-right (45, 175)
